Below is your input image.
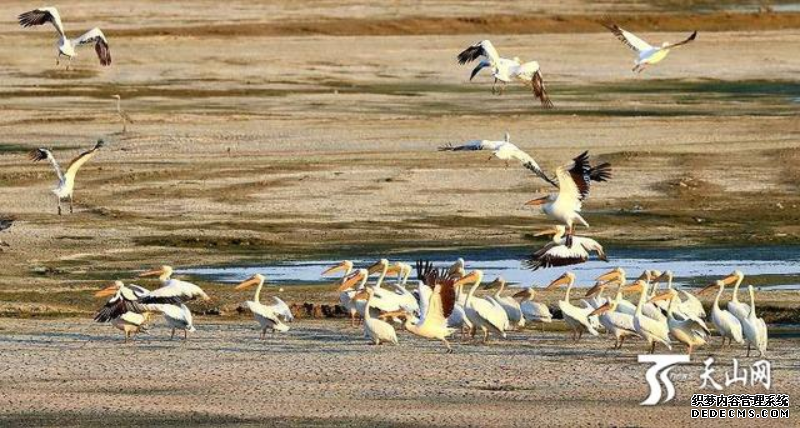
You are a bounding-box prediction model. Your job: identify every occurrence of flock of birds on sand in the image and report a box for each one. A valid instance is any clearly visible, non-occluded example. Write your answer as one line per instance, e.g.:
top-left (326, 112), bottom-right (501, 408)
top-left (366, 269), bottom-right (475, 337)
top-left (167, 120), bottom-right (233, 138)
top-left (4, 7), bottom-right (769, 357)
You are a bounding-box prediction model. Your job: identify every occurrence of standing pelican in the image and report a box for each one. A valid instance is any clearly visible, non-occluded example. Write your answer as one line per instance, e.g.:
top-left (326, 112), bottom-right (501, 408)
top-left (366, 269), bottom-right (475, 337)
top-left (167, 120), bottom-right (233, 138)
top-left (29, 139), bottom-right (105, 215)
top-left (525, 151), bottom-right (612, 245)
top-left (439, 132), bottom-right (555, 185)
top-left (649, 289), bottom-right (708, 354)
top-left (624, 280), bottom-right (671, 354)
top-left (112, 95), bottom-right (134, 133)
top-left (698, 281), bottom-right (744, 347)
top-left (457, 270), bottom-right (508, 343)
top-left (721, 270), bottom-right (750, 321)
top-left (604, 24), bottom-right (697, 73)
top-left (512, 287), bottom-right (552, 327)
top-left (235, 274), bottom-right (289, 338)
top-left (525, 225), bottom-right (606, 270)
top-left (457, 40), bottom-right (554, 107)
top-left (138, 265), bottom-right (210, 302)
top-left (351, 273), bottom-right (399, 346)
top-left (18, 7), bottom-right (111, 69)
top-left (486, 277), bottom-right (524, 330)
top-left (545, 272), bottom-right (599, 341)
top-left (93, 281), bottom-right (182, 343)
top-left (652, 270), bottom-right (705, 319)
top-left (323, 261), bottom-right (360, 326)
top-left (741, 285), bottom-right (768, 357)
top-left (589, 285), bottom-right (638, 349)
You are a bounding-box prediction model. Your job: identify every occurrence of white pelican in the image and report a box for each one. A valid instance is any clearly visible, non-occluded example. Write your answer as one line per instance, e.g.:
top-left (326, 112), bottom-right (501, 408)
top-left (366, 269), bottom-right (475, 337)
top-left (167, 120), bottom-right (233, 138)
top-left (525, 151), bottom-right (612, 245)
top-left (545, 272), bottom-right (599, 341)
top-left (29, 139), bottom-right (105, 215)
top-left (457, 270), bottom-right (507, 343)
top-left (486, 277), bottom-right (524, 330)
top-left (604, 24), bottom-right (697, 73)
top-left (649, 289), bottom-right (707, 354)
top-left (623, 280), bottom-right (671, 354)
top-left (323, 260), bottom-right (360, 326)
top-left (18, 7), bottom-right (111, 69)
top-left (525, 225), bottom-right (606, 271)
top-left (138, 265), bottom-right (211, 302)
top-left (365, 259), bottom-right (416, 314)
top-left (400, 261), bottom-right (458, 353)
top-left (351, 274), bottom-right (398, 345)
top-left (589, 285), bottom-right (638, 349)
top-left (741, 285), bottom-right (768, 357)
top-left (145, 303), bottom-right (196, 340)
top-left (235, 274), bottom-right (289, 338)
top-left (445, 263), bottom-right (473, 341)
top-left (652, 270), bottom-right (705, 319)
top-left (439, 132), bottom-right (555, 185)
top-left (512, 287), bottom-right (552, 327)
top-left (698, 280), bottom-right (744, 346)
top-left (457, 40), bottom-right (554, 107)
top-left (112, 95), bottom-right (134, 133)
top-left (593, 268), bottom-right (637, 315)
top-left (271, 296), bottom-right (294, 323)
top-left (386, 262), bottom-right (419, 316)
top-left (94, 281), bottom-right (183, 342)
top-left (720, 270), bottom-right (750, 321)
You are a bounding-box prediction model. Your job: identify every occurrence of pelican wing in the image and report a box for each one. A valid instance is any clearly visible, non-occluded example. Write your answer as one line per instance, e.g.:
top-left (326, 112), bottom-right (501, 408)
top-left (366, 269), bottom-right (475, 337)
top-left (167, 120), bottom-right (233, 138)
top-left (18, 7), bottom-right (65, 37)
top-left (72, 28), bottom-right (111, 66)
top-left (531, 70), bottom-right (554, 109)
top-left (29, 148), bottom-right (64, 182)
top-left (457, 40), bottom-right (500, 65)
top-left (470, 60), bottom-right (491, 80)
top-left (420, 279), bottom-right (456, 330)
top-left (271, 296), bottom-right (294, 322)
top-left (94, 298), bottom-right (144, 323)
top-left (495, 143), bottom-right (557, 186)
top-left (557, 151), bottom-right (611, 203)
top-left (148, 279), bottom-right (209, 302)
top-left (604, 24), bottom-right (653, 52)
top-left (438, 139), bottom-right (503, 152)
top-left (524, 242), bottom-right (589, 271)
top-left (118, 311), bottom-right (146, 326)
top-left (521, 300), bottom-right (552, 321)
top-left (65, 140), bottom-right (105, 181)
top-left (606, 311), bottom-right (637, 334)
top-left (665, 31), bottom-right (697, 49)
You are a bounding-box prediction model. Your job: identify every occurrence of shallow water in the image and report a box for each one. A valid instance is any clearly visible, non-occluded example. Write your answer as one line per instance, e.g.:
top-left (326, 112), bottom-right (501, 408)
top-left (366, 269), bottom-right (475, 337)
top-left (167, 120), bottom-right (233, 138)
top-left (180, 245), bottom-right (800, 290)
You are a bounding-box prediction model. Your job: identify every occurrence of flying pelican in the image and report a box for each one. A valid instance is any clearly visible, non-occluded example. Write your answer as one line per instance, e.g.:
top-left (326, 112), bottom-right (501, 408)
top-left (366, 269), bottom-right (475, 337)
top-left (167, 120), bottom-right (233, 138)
top-left (323, 261), bottom-right (360, 326)
top-left (741, 285), bottom-right (768, 357)
top-left (604, 24), bottom-right (697, 73)
top-left (351, 272), bottom-right (399, 345)
top-left (138, 265), bottom-right (210, 302)
top-left (112, 95), bottom-right (134, 133)
top-left (525, 225), bottom-right (606, 271)
top-left (649, 289), bottom-right (708, 354)
top-left (457, 40), bottom-right (554, 107)
top-left (397, 261), bottom-right (458, 353)
top-left (589, 284), bottom-right (638, 349)
top-left (438, 132), bottom-right (556, 185)
top-left (29, 139), bottom-right (105, 215)
top-left (485, 277), bottom-right (524, 330)
top-left (652, 270), bottom-right (705, 319)
top-left (525, 151), bottom-right (612, 245)
top-left (18, 7), bottom-right (111, 69)
top-left (545, 272), bottom-right (599, 341)
top-left (235, 274), bottom-right (290, 338)
top-left (698, 280), bottom-right (744, 347)
top-left (512, 287), bottom-right (552, 328)
top-left (720, 270), bottom-right (750, 321)
top-left (623, 280), bottom-right (671, 354)
top-left (94, 281), bottom-right (181, 342)
top-left (457, 270), bottom-right (508, 343)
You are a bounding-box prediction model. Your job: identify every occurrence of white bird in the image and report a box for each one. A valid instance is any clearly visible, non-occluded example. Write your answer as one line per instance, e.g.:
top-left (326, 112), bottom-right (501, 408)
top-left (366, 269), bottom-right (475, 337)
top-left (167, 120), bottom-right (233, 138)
top-left (512, 287), bottom-right (552, 327)
top-left (589, 286), bottom-right (638, 349)
top-left (720, 270), bottom-right (750, 322)
top-left (93, 281), bottom-right (183, 342)
top-left (400, 261), bottom-right (458, 353)
top-left (365, 259), bottom-right (417, 314)
top-left (351, 274), bottom-right (399, 346)
top-left (649, 289), bottom-right (708, 355)
top-left (698, 280), bottom-right (744, 346)
top-left (112, 95), bottom-right (134, 133)
top-left (624, 279), bottom-right (671, 354)
top-left (525, 151), bottom-right (612, 246)
top-left (593, 268), bottom-right (638, 315)
top-left (439, 132), bottom-right (556, 186)
top-left (18, 7), bottom-right (111, 69)
top-left (741, 285), bottom-right (768, 357)
top-left (29, 139), bottom-right (105, 215)
top-left (545, 272), bottom-right (599, 341)
top-left (457, 270), bottom-right (508, 343)
top-left (485, 277), bottom-right (524, 330)
top-left (145, 303), bottom-right (196, 340)
top-left (322, 260), bottom-right (360, 326)
top-left (604, 24), bottom-right (697, 73)
top-left (652, 270), bottom-right (705, 319)
top-left (235, 274), bottom-right (289, 338)
top-left (138, 265), bottom-right (211, 302)
top-left (457, 39), bottom-right (554, 107)
top-left (525, 225), bottom-right (607, 270)
top-left (271, 296), bottom-right (294, 323)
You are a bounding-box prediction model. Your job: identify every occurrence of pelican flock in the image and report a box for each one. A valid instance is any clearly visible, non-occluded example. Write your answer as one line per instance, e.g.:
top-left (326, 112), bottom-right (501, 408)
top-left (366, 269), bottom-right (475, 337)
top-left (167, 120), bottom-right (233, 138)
top-left (18, 7), bottom-right (111, 69)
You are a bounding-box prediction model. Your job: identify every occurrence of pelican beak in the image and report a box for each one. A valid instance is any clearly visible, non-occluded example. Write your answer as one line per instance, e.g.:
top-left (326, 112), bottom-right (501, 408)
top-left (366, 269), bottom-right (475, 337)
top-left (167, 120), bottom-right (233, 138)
top-left (585, 281), bottom-right (605, 297)
top-left (385, 264), bottom-right (401, 275)
top-left (525, 196), bottom-right (549, 206)
top-left (512, 288), bottom-right (530, 299)
top-left (484, 277), bottom-right (503, 289)
top-left (454, 270), bottom-right (480, 287)
top-left (696, 282), bottom-right (718, 296)
top-left (589, 302), bottom-right (611, 317)
top-left (94, 284), bottom-right (119, 298)
top-left (546, 273), bottom-right (571, 290)
top-left (235, 277), bottom-right (260, 291)
top-left (338, 271), bottom-right (365, 292)
top-left (139, 268), bottom-right (163, 278)
top-left (648, 291), bottom-right (673, 304)
top-left (367, 260), bottom-right (385, 274)
top-left (595, 269), bottom-right (620, 283)
top-left (622, 281), bottom-right (644, 294)
top-left (721, 274), bottom-right (738, 285)
top-left (322, 262), bottom-right (350, 276)
top-left (534, 227), bottom-right (559, 237)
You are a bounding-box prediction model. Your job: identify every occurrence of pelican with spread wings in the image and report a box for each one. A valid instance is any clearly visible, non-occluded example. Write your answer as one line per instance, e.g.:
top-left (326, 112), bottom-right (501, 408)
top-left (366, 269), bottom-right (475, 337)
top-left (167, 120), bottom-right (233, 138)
top-left (29, 139), bottom-right (106, 215)
top-left (18, 7), bottom-right (111, 69)
top-left (524, 225), bottom-right (606, 271)
top-left (604, 24), bottom-right (697, 73)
